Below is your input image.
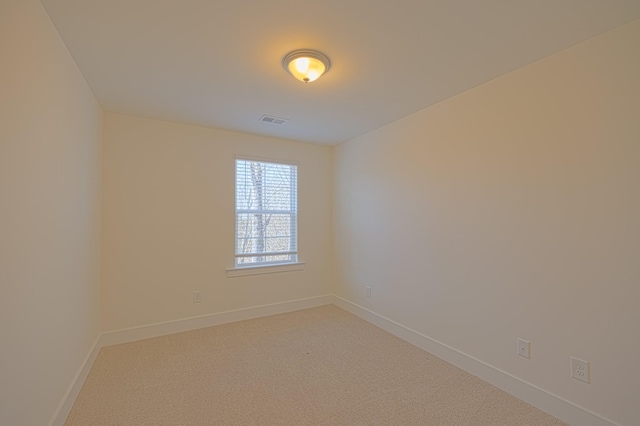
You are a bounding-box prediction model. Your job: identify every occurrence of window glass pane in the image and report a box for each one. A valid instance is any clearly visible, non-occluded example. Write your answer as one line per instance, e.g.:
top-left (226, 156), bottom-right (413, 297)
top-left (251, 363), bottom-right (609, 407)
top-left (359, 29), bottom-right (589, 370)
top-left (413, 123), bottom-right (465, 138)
top-left (235, 159), bottom-right (297, 267)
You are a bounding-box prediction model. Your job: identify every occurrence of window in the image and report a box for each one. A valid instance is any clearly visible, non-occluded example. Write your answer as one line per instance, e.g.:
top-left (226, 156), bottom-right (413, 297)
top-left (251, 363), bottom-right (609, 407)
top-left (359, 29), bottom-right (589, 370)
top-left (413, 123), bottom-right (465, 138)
top-left (235, 158), bottom-right (298, 267)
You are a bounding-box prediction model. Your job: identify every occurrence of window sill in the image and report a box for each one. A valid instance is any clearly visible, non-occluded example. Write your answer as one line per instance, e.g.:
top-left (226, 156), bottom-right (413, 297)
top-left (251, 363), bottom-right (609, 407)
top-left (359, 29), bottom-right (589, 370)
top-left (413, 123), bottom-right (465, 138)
top-left (226, 262), bottom-right (306, 278)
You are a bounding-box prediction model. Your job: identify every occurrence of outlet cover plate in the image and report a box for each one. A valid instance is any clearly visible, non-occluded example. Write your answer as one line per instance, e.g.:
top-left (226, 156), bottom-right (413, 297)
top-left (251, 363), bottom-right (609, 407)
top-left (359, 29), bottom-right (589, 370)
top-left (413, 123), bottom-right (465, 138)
top-left (517, 338), bottom-right (530, 358)
top-left (571, 357), bottom-right (590, 383)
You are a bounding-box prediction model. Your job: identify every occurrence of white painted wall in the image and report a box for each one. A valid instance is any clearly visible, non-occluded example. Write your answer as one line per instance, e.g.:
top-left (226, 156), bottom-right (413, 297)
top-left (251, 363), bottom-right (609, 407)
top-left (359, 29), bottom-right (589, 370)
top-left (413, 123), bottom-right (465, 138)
top-left (101, 113), bottom-right (332, 332)
top-left (333, 21), bottom-right (640, 426)
top-left (0, 1), bottom-right (103, 425)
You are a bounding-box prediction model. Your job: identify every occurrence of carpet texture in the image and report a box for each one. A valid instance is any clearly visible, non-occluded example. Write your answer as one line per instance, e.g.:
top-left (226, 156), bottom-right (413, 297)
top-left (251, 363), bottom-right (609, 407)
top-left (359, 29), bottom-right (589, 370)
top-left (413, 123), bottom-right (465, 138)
top-left (65, 305), bottom-right (567, 425)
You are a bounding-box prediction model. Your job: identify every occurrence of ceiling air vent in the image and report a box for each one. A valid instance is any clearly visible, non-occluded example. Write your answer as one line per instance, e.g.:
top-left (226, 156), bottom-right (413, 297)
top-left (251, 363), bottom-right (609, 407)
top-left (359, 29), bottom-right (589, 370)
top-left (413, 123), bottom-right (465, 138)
top-left (259, 114), bottom-right (289, 125)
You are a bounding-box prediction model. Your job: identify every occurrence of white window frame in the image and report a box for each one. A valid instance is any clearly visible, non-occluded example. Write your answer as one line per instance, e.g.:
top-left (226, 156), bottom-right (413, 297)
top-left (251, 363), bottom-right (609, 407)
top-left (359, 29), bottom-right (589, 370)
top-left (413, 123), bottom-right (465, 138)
top-left (227, 156), bottom-right (304, 277)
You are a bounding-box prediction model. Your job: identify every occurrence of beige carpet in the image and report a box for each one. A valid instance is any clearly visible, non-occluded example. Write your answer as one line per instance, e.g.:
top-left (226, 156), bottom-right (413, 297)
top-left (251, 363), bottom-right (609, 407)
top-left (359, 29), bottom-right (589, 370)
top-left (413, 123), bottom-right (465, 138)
top-left (65, 305), bottom-right (567, 425)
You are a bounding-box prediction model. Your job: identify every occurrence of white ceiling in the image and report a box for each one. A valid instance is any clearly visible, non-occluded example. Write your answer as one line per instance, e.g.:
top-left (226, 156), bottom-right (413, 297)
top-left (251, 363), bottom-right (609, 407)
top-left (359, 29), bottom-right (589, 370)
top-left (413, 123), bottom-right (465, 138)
top-left (40, 0), bottom-right (640, 145)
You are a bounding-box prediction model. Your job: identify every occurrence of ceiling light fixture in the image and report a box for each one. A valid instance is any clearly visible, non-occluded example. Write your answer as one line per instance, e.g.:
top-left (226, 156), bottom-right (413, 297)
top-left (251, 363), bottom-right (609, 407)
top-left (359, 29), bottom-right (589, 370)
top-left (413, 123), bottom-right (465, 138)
top-left (283, 49), bottom-right (331, 83)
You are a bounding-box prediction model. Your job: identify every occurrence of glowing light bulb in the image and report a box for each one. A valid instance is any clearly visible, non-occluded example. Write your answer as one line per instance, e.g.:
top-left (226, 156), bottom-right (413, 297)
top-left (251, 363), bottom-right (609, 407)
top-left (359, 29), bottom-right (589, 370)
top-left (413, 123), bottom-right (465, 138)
top-left (294, 58), bottom-right (310, 74)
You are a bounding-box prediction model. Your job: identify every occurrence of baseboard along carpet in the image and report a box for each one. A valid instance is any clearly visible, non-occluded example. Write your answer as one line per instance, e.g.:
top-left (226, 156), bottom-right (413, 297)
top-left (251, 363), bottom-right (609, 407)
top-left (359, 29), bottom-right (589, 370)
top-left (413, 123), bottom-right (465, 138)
top-left (65, 305), bottom-right (567, 425)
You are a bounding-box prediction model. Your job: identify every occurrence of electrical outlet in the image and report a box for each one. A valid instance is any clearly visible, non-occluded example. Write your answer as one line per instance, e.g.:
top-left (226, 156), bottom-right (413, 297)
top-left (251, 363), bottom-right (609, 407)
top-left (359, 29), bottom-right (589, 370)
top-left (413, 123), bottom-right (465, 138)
top-left (366, 286), bottom-right (372, 298)
top-left (193, 291), bottom-right (202, 303)
top-left (516, 338), bottom-right (530, 359)
top-left (571, 357), bottom-right (590, 383)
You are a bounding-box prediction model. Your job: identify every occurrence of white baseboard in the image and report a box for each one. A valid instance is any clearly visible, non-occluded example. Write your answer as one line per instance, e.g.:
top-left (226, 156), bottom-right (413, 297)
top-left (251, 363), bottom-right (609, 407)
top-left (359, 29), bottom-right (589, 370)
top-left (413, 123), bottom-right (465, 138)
top-left (332, 295), bottom-right (619, 426)
top-left (48, 334), bottom-right (102, 426)
top-left (100, 294), bottom-right (334, 347)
